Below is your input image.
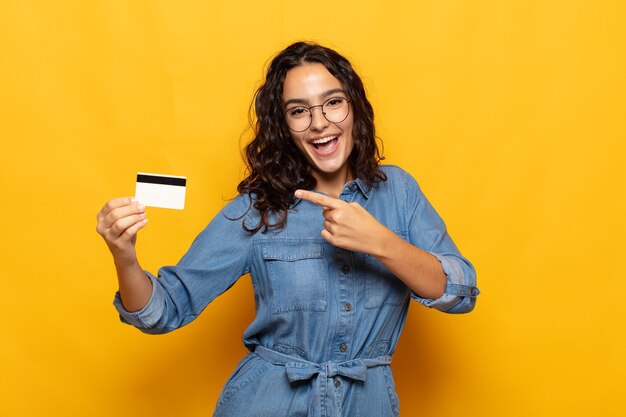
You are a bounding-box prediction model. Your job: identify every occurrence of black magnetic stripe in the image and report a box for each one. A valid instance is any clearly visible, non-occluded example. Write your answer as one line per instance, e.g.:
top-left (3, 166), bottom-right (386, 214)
top-left (137, 174), bottom-right (186, 187)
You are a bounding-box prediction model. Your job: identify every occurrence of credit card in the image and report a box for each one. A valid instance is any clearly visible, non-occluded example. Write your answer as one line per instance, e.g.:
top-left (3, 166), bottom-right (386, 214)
top-left (135, 172), bottom-right (186, 210)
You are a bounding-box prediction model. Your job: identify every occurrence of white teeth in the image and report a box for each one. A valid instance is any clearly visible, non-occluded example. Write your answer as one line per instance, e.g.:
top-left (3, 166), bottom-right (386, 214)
top-left (311, 135), bottom-right (337, 145)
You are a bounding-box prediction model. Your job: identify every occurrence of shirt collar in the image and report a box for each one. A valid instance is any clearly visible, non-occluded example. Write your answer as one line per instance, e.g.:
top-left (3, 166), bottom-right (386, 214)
top-left (352, 178), bottom-right (372, 198)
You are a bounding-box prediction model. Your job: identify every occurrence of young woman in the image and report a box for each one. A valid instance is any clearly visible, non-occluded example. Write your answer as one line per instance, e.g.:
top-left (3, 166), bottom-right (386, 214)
top-left (96, 41), bottom-right (479, 417)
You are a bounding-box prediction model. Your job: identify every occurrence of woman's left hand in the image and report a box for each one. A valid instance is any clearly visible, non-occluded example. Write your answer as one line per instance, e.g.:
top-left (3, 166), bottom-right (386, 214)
top-left (295, 189), bottom-right (392, 256)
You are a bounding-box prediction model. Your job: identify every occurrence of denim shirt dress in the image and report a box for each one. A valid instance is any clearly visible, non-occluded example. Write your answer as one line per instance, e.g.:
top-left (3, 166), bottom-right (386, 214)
top-left (114, 165), bottom-right (479, 417)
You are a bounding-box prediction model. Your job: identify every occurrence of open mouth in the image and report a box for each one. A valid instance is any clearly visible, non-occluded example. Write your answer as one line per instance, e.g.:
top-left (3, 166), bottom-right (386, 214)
top-left (310, 135), bottom-right (339, 154)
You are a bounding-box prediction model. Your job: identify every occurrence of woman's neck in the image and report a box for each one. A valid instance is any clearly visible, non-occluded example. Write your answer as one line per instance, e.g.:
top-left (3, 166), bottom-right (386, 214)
top-left (313, 167), bottom-right (354, 198)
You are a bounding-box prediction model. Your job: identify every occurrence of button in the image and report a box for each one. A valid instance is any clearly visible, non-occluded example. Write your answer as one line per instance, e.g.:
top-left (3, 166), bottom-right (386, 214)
top-left (334, 379), bottom-right (341, 388)
top-left (341, 264), bottom-right (350, 274)
top-left (345, 303), bottom-right (352, 311)
top-left (470, 288), bottom-right (477, 296)
top-left (339, 343), bottom-right (347, 352)
top-left (348, 183), bottom-right (357, 191)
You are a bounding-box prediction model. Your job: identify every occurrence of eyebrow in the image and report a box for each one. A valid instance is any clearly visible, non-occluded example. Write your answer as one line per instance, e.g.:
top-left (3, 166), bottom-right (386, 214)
top-left (284, 88), bottom-right (347, 108)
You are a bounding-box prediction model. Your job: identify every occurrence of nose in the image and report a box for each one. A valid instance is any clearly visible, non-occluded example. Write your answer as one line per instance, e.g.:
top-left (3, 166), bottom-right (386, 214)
top-left (309, 106), bottom-right (330, 131)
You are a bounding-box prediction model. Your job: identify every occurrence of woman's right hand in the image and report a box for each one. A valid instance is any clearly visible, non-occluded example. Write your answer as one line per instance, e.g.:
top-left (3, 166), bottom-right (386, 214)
top-left (96, 197), bottom-right (148, 268)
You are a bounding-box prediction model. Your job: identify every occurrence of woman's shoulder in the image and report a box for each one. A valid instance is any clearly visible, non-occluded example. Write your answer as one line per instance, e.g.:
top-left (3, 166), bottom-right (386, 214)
top-left (221, 192), bottom-right (259, 221)
top-left (379, 164), bottom-right (421, 189)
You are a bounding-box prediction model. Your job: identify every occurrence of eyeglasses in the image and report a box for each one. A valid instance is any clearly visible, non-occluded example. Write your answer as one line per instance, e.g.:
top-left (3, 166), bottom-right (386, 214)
top-left (285, 97), bottom-right (351, 132)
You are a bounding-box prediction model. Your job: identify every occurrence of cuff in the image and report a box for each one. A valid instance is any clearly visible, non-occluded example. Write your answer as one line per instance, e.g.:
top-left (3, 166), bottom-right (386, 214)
top-left (112, 272), bottom-right (164, 329)
top-left (411, 253), bottom-right (479, 313)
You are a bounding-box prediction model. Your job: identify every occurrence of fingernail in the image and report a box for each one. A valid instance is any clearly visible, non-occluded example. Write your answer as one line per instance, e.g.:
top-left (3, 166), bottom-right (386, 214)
top-left (138, 204), bottom-right (145, 211)
top-left (294, 190), bottom-right (302, 198)
top-left (131, 197), bottom-right (138, 202)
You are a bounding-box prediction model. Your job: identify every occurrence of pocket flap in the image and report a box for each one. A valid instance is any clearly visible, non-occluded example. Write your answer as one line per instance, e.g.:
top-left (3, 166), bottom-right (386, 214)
top-left (262, 241), bottom-right (323, 262)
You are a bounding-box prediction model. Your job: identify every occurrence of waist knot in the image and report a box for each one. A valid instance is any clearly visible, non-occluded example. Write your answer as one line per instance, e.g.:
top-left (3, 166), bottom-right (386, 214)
top-left (254, 345), bottom-right (391, 383)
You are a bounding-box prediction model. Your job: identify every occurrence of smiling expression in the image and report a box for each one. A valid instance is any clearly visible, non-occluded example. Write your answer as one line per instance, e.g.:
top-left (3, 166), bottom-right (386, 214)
top-left (282, 63), bottom-right (355, 186)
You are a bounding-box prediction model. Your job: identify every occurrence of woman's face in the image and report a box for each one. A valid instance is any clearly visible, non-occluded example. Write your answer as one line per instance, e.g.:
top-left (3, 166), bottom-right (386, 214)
top-left (282, 63), bottom-right (354, 183)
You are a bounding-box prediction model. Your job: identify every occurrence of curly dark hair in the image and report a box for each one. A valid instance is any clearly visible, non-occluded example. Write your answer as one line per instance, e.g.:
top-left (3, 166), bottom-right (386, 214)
top-left (237, 41), bottom-right (387, 233)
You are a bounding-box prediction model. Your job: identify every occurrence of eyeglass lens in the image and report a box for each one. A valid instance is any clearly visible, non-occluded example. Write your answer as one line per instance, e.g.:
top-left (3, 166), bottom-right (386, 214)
top-left (285, 97), bottom-right (350, 132)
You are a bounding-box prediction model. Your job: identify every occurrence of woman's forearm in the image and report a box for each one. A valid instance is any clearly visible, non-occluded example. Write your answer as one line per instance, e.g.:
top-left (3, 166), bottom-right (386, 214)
top-left (373, 229), bottom-right (446, 300)
top-left (115, 258), bottom-right (153, 312)
top-left (97, 197), bottom-right (152, 312)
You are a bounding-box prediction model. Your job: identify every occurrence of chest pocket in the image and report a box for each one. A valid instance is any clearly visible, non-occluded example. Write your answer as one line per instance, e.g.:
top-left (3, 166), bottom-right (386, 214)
top-left (358, 231), bottom-right (410, 309)
top-left (262, 240), bottom-right (328, 314)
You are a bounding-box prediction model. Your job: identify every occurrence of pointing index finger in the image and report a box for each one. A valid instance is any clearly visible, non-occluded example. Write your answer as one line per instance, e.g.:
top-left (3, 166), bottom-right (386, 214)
top-left (295, 189), bottom-right (343, 209)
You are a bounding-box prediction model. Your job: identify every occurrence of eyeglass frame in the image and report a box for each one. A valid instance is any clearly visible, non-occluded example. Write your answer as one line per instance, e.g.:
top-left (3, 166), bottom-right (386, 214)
top-left (284, 96), bottom-right (352, 132)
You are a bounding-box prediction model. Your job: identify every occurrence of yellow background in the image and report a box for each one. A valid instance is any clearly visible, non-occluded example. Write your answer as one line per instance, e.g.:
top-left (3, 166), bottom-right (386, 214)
top-left (1, 1), bottom-right (624, 416)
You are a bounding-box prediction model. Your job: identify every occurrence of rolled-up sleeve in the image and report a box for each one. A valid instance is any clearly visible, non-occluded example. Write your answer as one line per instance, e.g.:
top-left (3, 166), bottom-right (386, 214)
top-left (113, 194), bottom-right (254, 334)
top-left (113, 273), bottom-right (166, 330)
top-left (403, 173), bottom-right (479, 314)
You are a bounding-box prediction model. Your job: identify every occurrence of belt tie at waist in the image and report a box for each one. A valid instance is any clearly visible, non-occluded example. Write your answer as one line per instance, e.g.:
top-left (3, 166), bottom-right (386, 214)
top-left (254, 345), bottom-right (391, 383)
top-left (285, 357), bottom-right (368, 383)
top-left (253, 345), bottom-right (392, 417)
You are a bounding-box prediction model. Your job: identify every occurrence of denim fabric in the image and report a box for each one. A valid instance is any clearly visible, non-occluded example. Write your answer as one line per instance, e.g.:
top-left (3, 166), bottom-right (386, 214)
top-left (114, 165), bottom-right (479, 416)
